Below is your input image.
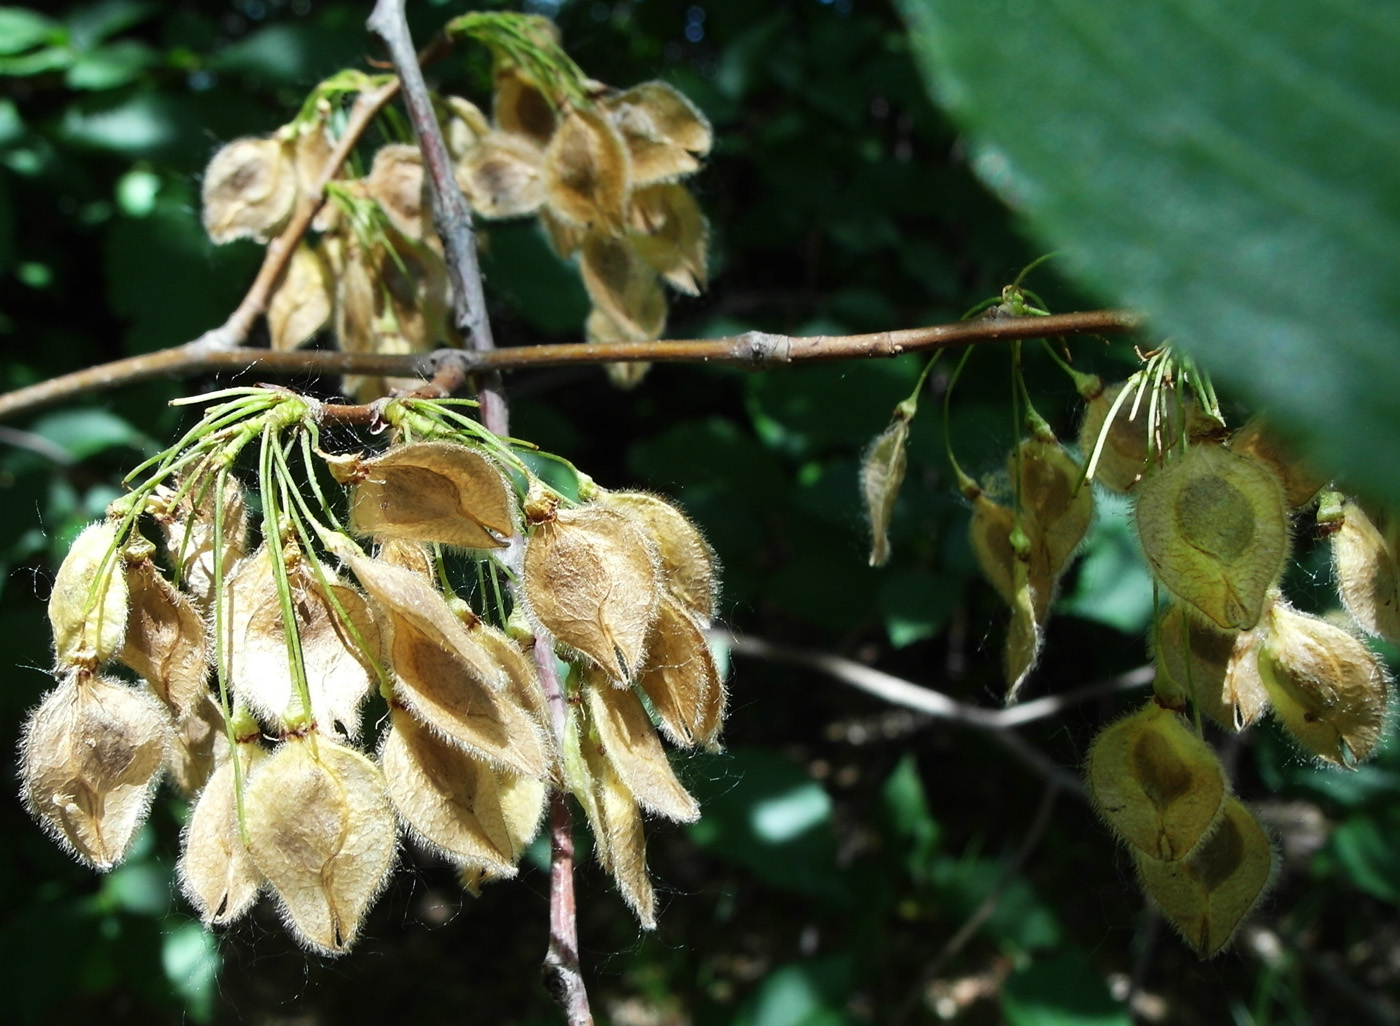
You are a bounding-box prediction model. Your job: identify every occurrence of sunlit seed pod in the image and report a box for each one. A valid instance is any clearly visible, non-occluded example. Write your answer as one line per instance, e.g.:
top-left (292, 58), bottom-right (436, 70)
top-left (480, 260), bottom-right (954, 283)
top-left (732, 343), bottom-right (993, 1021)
top-left (861, 415), bottom-right (909, 569)
top-left (580, 234), bottom-right (668, 342)
top-left (350, 440), bottom-right (516, 550)
top-left (493, 65), bottom-right (558, 147)
top-left (1257, 601), bottom-right (1389, 767)
top-left (455, 130), bottom-right (546, 219)
top-left (50, 520), bottom-right (129, 669)
top-left (1012, 436), bottom-right (1093, 579)
top-left (1154, 604), bottom-right (1269, 731)
top-left (443, 95), bottom-right (491, 160)
top-left (153, 473), bottom-right (248, 612)
top-left (267, 240), bottom-right (333, 351)
top-left (1078, 381), bottom-right (1194, 494)
top-left (201, 135), bottom-right (297, 244)
top-left (119, 553), bottom-right (208, 717)
top-left (564, 705), bottom-right (655, 929)
top-left (221, 546), bottom-right (380, 737)
top-left (628, 183), bottom-right (708, 296)
top-left (379, 705), bottom-right (517, 875)
top-left (1135, 798), bottom-right (1275, 958)
top-left (332, 543), bottom-right (551, 780)
top-left (178, 740), bottom-right (267, 926)
top-left (1135, 443), bottom-right (1289, 631)
top-left (1087, 700), bottom-right (1227, 862)
top-left (1331, 497), bottom-right (1400, 642)
top-left (167, 692), bottom-right (225, 797)
top-left (20, 671), bottom-right (171, 870)
top-left (584, 670), bottom-right (699, 823)
top-left (604, 81), bottom-right (712, 186)
top-left (243, 733), bottom-right (397, 956)
top-left (331, 235), bottom-right (379, 397)
top-left (1003, 560), bottom-right (1044, 704)
top-left (599, 490), bottom-right (718, 626)
top-left (543, 106), bottom-right (631, 235)
top-left (364, 144), bottom-right (426, 240)
top-left (637, 596), bottom-right (723, 749)
top-left (470, 623), bottom-right (553, 747)
top-left (1228, 415), bottom-right (1327, 509)
top-left (968, 492), bottom-right (1017, 606)
top-left (290, 120), bottom-right (334, 200)
top-left (522, 503), bottom-right (662, 682)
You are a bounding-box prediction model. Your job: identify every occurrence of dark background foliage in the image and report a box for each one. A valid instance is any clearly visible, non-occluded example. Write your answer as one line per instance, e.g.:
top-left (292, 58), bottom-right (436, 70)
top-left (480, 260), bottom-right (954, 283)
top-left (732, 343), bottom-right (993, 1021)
top-left (1, 2), bottom-right (1397, 1025)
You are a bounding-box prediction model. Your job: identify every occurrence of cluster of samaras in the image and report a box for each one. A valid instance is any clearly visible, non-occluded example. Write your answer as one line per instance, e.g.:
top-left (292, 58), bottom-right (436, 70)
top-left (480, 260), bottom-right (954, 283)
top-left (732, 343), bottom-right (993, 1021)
top-left (969, 370), bottom-right (1394, 957)
top-left (201, 14), bottom-right (710, 394)
top-left (21, 421), bottom-right (723, 955)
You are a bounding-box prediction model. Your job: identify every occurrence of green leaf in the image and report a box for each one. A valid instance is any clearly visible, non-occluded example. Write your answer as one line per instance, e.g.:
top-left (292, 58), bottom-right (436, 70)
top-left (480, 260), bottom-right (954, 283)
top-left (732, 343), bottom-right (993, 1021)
top-left (30, 407), bottom-right (153, 460)
top-left (1002, 953), bottom-right (1131, 1026)
top-left (65, 39), bottom-right (157, 91)
top-left (0, 7), bottom-right (64, 55)
top-left (1328, 811), bottom-right (1400, 906)
top-left (733, 957), bottom-right (855, 1026)
top-left (161, 922), bottom-right (220, 1024)
top-left (66, 0), bottom-right (159, 51)
top-left (899, 0), bottom-right (1400, 505)
top-left (881, 753), bottom-right (941, 880)
top-left (1059, 493), bottom-right (1155, 633)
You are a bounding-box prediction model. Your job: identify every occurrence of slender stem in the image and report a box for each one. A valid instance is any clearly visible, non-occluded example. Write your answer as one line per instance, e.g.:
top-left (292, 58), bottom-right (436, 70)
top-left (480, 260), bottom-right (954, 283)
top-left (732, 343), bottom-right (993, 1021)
top-left (367, 0), bottom-right (507, 435)
top-left (0, 309), bottom-right (1141, 423)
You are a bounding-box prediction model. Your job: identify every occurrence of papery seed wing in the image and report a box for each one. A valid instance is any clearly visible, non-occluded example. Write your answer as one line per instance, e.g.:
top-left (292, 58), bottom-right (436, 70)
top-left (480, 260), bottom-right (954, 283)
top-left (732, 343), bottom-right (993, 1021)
top-left (120, 555), bottom-right (208, 717)
top-left (601, 491), bottom-right (718, 626)
top-left (380, 706), bottom-right (516, 874)
top-left (544, 106), bottom-right (630, 235)
top-left (456, 130), bottom-right (546, 220)
top-left (1332, 497), bottom-right (1400, 642)
top-left (523, 505), bottom-right (661, 682)
top-left (179, 743), bottom-right (267, 926)
top-left (629, 183), bottom-right (708, 295)
top-left (351, 441), bottom-right (516, 549)
top-left (201, 135), bottom-right (296, 243)
top-left (861, 416), bottom-right (909, 568)
top-left (1135, 444), bottom-right (1289, 630)
top-left (268, 240), bottom-right (333, 351)
top-left (580, 235), bottom-right (666, 342)
top-left (584, 674), bottom-right (699, 823)
top-left (50, 520), bottom-right (128, 668)
top-left (1136, 798), bottom-right (1275, 958)
top-left (637, 597), bottom-right (721, 749)
top-left (21, 673), bottom-right (170, 870)
top-left (1087, 701), bottom-right (1227, 862)
top-left (243, 735), bottom-right (397, 956)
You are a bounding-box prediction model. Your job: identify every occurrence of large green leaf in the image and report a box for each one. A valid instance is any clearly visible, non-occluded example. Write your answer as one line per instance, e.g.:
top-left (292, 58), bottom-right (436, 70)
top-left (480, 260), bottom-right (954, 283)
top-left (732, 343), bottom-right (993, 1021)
top-left (899, 0), bottom-right (1400, 503)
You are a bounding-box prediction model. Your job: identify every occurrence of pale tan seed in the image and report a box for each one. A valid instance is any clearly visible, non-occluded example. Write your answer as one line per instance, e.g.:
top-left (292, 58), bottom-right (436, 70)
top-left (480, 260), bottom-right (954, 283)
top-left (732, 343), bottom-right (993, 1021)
top-left (493, 66), bottom-right (557, 147)
top-left (584, 673), bottom-right (699, 823)
top-left (861, 416), bottom-right (909, 569)
top-left (1258, 601), bottom-right (1388, 766)
top-left (1332, 497), bottom-right (1400, 643)
top-left (629, 183), bottom-right (708, 295)
top-left (153, 472), bottom-right (247, 612)
top-left (1135, 798), bottom-right (1275, 958)
top-left (455, 131), bottom-right (546, 219)
top-left (351, 441), bottom-right (516, 550)
top-left (1087, 700), bottom-right (1227, 862)
top-left (580, 234), bottom-right (667, 342)
top-left (523, 503), bottom-right (661, 681)
top-left (543, 106), bottom-right (630, 235)
top-left (167, 692), bottom-right (226, 797)
top-left (1004, 560), bottom-right (1043, 704)
top-left (1154, 605), bottom-right (1268, 731)
top-left (364, 144), bottom-right (426, 240)
top-left (1012, 436), bottom-right (1093, 580)
top-left (601, 490), bottom-right (718, 626)
top-left (20, 672), bottom-right (171, 870)
top-left (1135, 444), bottom-right (1289, 630)
top-left (333, 543), bottom-right (551, 779)
top-left (201, 135), bottom-right (296, 243)
top-left (119, 554), bottom-right (208, 717)
top-left (50, 520), bottom-right (129, 669)
top-left (605, 81), bottom-right (711, 186)
top-left (637, 596), bottom-right (722, 749)
top-left (267, 240), bottom-right (333, 351)
top-left (380, 705), bottom-right (516, 874)
top-left (243, 734), bottom-right (397, 956)
top-left (178, 741), bottom-right (267, 926)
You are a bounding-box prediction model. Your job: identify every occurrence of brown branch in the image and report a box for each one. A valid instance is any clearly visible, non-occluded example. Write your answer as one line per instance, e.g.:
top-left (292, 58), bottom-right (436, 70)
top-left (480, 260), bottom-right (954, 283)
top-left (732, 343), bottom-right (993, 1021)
top-left (0, 309), bottom-right (1140, 423)
top-left (366, 0), bottom-right (507, 436)
top-left (721, 631), bottom-right (1155, 797)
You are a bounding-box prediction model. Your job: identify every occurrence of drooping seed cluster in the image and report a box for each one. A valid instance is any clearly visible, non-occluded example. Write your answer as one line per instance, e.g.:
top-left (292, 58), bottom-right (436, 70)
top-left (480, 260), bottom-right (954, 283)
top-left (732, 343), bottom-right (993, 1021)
top-left (864, 348), bottom-right (1394, 957)
top-left (200, 13), bottom-right (709, 396)
top-left (20, 395), bottom-right (724, 954)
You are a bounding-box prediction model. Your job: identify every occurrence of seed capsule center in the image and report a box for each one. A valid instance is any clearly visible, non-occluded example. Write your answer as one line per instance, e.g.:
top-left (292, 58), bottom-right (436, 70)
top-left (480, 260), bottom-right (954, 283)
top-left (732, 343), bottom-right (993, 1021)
top-left (1175, 475), bottom-right (1255, 560)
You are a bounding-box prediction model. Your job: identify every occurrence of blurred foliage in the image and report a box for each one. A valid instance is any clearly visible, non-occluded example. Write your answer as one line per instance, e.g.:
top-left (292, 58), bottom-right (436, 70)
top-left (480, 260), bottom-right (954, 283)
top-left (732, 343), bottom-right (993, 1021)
top-left (0, 2), bottom-right (1396, 1025)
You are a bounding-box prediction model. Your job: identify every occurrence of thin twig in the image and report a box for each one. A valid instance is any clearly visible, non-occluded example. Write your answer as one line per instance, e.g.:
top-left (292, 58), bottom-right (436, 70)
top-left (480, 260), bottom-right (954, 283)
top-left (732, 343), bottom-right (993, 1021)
top-left (0, 309), bottom-right (1140, 423)
top-left (366, 3), bottom-right (590, 1021)
top-left (721, 632), bottom-right (1154, 796)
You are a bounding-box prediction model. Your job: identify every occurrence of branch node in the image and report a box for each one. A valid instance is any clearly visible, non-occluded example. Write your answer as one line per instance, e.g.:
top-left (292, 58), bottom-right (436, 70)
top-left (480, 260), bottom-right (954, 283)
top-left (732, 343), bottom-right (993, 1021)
top-left (738, 330), bottom-right (790, 365)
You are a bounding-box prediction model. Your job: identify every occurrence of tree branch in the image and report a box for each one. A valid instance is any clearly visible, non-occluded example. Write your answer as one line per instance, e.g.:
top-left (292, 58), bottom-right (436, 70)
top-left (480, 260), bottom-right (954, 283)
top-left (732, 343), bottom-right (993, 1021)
top-left (0, 309), bottom-right (1140, 423)
top-left (721, 632), bottom-right (1154, 797)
